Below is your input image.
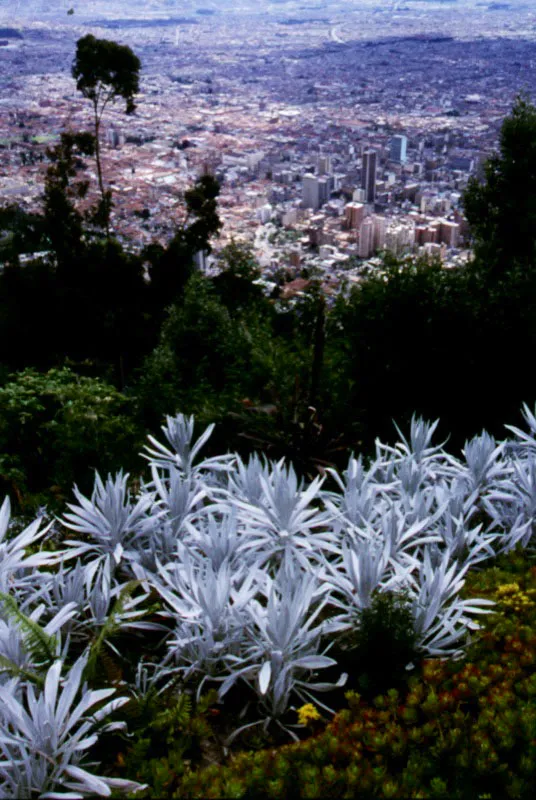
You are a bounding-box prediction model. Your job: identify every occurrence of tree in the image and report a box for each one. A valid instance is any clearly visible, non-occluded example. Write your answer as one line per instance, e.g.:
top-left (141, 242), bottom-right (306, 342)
top-left (72, 35), bottom-right (141, 233)
top-left (326, 255), bottom-right (482, 453)
top-left (464, 95), bottom-right (536, 278)
top-left (182, 174), bottom-right (222, 254)
top-left (137, 273), bottom-right (244, 421)
top-left (211, 240), bottom-right (263, 312)
top-left (42, 131), bottom-right (96, 268)
top-left (80, 238), bottom-right (149, 387)
top-left (0, 205), bottom-right (46, 266)
top-left (145, 175), bottom-right (222, 315)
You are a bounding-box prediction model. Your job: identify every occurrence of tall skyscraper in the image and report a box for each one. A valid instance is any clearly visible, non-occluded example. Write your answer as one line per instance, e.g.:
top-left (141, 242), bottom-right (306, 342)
top-left (390, 135), bottom-right (408, 164)
top-left (318, 177), bottom-right (330, 207)
top-left (372, 215), bottom-right (388, 251)
top-left (359, 218), bottom-right (374, 258)
top-left (302, 174), bottom-right (320, 210)
top-left (361, 149), bottom-right (377, 204)
top-left (317, 155), bottom-right (332, 175)
top-left (439, 220), bottom-right (460, 248)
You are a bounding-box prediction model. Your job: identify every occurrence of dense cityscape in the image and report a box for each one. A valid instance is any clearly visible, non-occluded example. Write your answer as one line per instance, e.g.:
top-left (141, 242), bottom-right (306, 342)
top-left (1, 0), bottom-right (536, 295)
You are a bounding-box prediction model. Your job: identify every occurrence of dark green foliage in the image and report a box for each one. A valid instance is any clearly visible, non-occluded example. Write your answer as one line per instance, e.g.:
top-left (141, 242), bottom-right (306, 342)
top-left (136, 273), bottom-right (258, 426)
top-left (182, 174), bottom-right (222, 255)
top-left (72, 239), bottom-right (149, 382)
top-left (83, 580), bottom-right (148, 683)
top-left (333, 588), bottom-right (420, 703)
top-left (330, 591), bottom-right (421, 700)
top-left (0, 205), bottom-right (46, 264)
top-left (213, 279), bottom-right (346, 478)
top-left (72, 35), bottom-right (141, 116)
top-left (464, 94), bottom-right (536, 278)
top-left (325, 255), bottom-right (480, 452)
top-left (0, 255), bottom-right (58, 372)
top-left (0, 243), bottom-right (149, 384)
top-left (0, 125), bottom-right (151, 383)
top-left (211, 240), bottom-right (263, 312)
top-left (0, 592), bottom-right (56, 682)
top-left (144, 175), bottom-right (222, 330)
top-left (0, 367), bottom-right (143, 510)
top-left (98, 688), bottom-right (221, 799)
top-left (42, 131), bottom-right (96, 264)
top-left (135, 265), bottom-right (336, 474)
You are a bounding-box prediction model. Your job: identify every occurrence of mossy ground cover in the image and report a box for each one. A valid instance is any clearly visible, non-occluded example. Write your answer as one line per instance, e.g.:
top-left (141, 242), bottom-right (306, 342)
top-left (96, 547), bottom-right (536, 799)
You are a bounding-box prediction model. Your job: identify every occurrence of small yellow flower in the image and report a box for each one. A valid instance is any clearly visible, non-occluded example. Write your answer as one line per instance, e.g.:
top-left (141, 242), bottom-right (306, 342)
top-left (495, 582), bottom-right (534, 612)
top-left (297, 703), bottom-right (321, 726)
top-left (496, 583), bottom-right (521, 597)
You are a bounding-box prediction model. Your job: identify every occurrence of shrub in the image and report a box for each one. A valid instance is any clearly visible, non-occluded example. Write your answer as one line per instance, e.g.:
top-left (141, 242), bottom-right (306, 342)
top-left (331, 587), bottom-right (420, 702)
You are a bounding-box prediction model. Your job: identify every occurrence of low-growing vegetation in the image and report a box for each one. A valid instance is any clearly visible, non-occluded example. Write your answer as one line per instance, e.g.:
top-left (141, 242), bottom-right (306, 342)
top-left (0, 410), bottom-right (536, 797)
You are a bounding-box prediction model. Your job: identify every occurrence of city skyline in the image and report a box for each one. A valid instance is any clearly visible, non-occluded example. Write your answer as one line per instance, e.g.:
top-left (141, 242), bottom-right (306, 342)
top-left (1, 0), bottom-right (535, 292)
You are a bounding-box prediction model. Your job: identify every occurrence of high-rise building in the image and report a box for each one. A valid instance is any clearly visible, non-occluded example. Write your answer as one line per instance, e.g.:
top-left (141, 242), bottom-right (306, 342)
top-left (372, 215), bottom-right (388, 251)
top-left (302, 174), bottom-right (320, 210)
top-left (439, 220), bottom-right (460, 248)
top-left (414, 225), bottom-right (428, 247)
top-left (390, 135), bottom-right (408, 164)
top-left (317, 155), bottom-right (332, 175)
top-left (194, 250), bottom-right (208, 271)
top-left (345, 202), bottom-right (365, 230)
top-left (318, 177), bottom-right (330, 207)
top-left (106, 128), bottom-right (125, 148)
top-left (359, 218), bottom-right (374, 258)
top-left (361, 150), bottom-right (377, 204)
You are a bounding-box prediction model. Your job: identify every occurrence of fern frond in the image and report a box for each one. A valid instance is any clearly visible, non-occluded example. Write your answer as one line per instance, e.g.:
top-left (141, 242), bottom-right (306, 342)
top-left (84, 580), bottom-right (141, 682)
top-left (0, 592), bottom-right (56, 668)
top-left (0, 653), bottom-right (44, 686)
top-left (150, 692), bottom-right (192, 733)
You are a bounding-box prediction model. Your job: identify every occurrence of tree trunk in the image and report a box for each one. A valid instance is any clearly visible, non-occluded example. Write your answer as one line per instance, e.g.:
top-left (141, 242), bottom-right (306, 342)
top-left (309, 294), bottom-right (326, 410)
top-left (93, 109), bottom-right (110, 238)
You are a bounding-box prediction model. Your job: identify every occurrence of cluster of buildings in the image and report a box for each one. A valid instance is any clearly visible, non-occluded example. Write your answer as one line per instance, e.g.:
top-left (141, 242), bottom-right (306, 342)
top-left (298, 137), bottom-right (461, 262)
top-left (1, 1), bottom-right (536, 295)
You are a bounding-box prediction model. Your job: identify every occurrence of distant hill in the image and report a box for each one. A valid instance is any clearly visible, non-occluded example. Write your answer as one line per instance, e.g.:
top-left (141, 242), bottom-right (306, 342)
top-left (0, 28), bottom-right (23, 38)
top-left (93, 17), bottom-right (199, 29)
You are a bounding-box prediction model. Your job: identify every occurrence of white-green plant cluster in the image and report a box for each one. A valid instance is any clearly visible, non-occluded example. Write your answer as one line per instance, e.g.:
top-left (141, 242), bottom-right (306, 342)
top-left (2, 407), bottom-right (536, 795)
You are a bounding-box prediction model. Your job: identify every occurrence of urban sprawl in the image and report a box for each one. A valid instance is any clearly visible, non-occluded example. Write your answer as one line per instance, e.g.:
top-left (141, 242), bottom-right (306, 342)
top-left (1, 0), bottom-right (536, 297)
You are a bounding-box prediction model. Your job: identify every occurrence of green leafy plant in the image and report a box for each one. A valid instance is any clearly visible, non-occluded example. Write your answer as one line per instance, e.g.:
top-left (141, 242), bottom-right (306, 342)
top-left (0, 592), bottom-right (57, 670)
top-left (334, 587), bottom-right (420, 701)
top-left (83, 579), bottom-right (154, 683)
top-left (109, 688), bottom-right (221, 798)
top-left (0, 367), bottom-right (142, 510)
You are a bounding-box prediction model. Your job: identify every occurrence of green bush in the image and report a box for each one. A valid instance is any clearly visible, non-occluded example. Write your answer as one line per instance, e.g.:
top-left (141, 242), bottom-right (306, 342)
top-left (0, 366), bottom-right (143, 510)
top-left (335, 587), bottom-right (420, 702)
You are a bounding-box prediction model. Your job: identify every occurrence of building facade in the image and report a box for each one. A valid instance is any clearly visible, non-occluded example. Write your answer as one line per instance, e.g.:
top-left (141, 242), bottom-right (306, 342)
top-left (361, 149), bottom-right (377, 204)
top-left (390, 135), bottom-right (408, 164)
